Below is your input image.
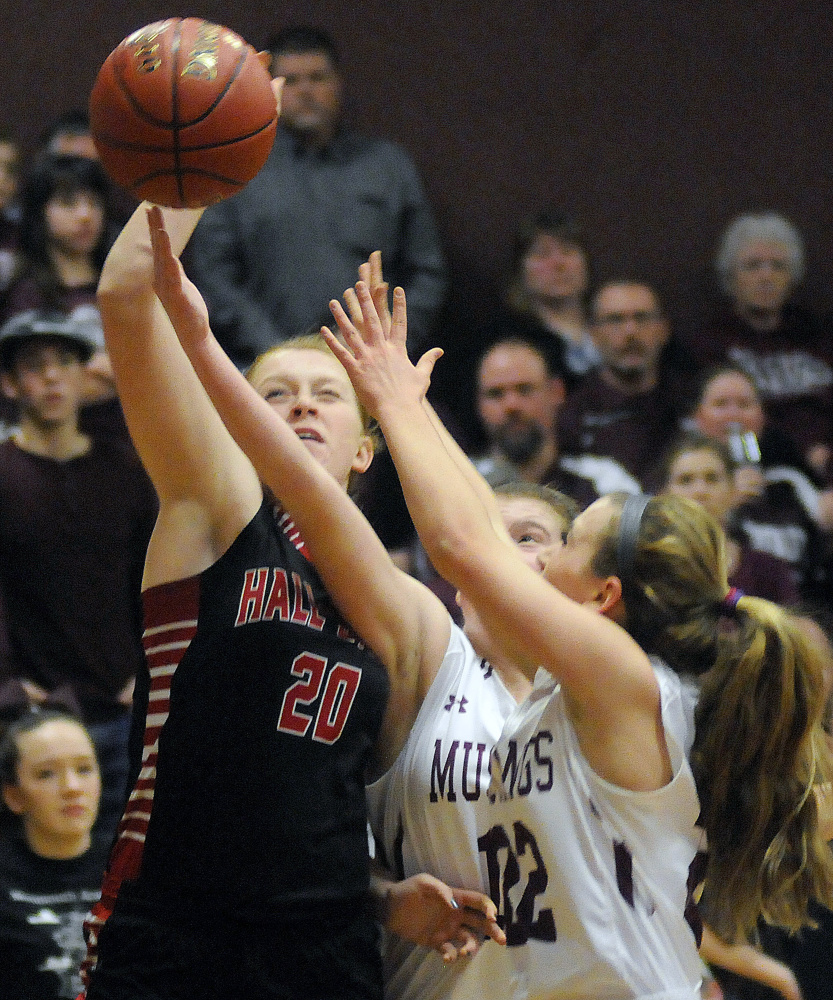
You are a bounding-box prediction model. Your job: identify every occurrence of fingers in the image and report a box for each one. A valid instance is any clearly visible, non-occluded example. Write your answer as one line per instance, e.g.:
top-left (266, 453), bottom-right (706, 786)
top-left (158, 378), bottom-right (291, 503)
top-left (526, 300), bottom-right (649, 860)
top-left (450, 889), bottom-right (507, 947)
top-left (389, 286), bottom-right (407, 345)
top-left (271, 77), bottom-right (284, 116)
top-left (342, 286), bottom-right (362, 329)
top-left (369, 250), bottom-right (384, 289)
top-left (415, 347), bottom-right (443, 383)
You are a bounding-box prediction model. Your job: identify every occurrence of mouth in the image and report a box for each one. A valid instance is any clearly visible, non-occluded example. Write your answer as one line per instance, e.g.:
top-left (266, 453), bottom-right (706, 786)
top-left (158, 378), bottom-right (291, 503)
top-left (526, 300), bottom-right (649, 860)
top-left (294, 428), bottom-right (324, 444)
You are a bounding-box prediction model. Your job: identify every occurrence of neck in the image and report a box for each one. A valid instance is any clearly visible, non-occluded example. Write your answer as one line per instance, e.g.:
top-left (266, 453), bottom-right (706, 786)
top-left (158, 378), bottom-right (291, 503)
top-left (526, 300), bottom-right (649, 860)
top-left (14, 418), bottom-right (90, 461)
top-left (25, 823), bottom-right (91, 860)
top-left (599, 366), bottom-right (656, 396)
top-left (535, 298), bottom-right (586, 343)
top-left (466, 629), bottom-right (533, 703)
top-left (735, 303), bottom-right (781, 333)
top-left (49, 247), bottom-right (96, 288)
top-left (498, 437), bottom-right (558, 485)
top-left (286, 124), bottom-right (334, 154)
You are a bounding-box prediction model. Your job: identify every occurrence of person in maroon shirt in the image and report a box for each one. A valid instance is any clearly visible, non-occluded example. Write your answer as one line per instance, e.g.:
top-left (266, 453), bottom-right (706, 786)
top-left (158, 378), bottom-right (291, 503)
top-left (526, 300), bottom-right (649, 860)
top-left (687, 212), bottom-right (833, 484)
top-left (0, 310), bottom-right (157, 843)
top-left (558, 280), bottom-right (700, 487)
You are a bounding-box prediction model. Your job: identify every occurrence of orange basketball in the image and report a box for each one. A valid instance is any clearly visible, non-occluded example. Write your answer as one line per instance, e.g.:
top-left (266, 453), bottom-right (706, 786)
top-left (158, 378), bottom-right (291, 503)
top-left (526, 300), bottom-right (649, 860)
top-left (89, 18), bottom-right (278, 208)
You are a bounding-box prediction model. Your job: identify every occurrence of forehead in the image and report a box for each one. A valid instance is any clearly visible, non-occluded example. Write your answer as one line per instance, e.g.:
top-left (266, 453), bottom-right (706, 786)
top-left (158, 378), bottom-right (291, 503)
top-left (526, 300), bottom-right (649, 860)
top-left (594, 283), bottom-right (659, 315)
top-left (478, 343), bottom-right (548, 385)
top-left (527, 231), bottom-right (582, 256)
top-left (497, 495), bottom-right (566, 531)
top-left (252, 347), bottom-right (351, 385)
top-left (273, 50), bottom-right (337, 77)
top-left (670, 448), bottom-right (728, 477)
top-left (701, 371), bottom-right (759, 404)
top-left (569, 496), bottom-right (614, 541)
top-left (17, 720), bottom-right (95, 763)
top-left (736, 238), bottom-right (790, 264)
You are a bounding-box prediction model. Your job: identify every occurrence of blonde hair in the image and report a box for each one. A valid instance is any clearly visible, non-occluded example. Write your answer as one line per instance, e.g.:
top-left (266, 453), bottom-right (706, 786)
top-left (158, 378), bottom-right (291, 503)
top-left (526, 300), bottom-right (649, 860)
top-left (493, 480), bottom-right (579, 527)
top-left (245, 333), bottom-right (379, 493)
top-left (594, 493), bottom-right (833, 940)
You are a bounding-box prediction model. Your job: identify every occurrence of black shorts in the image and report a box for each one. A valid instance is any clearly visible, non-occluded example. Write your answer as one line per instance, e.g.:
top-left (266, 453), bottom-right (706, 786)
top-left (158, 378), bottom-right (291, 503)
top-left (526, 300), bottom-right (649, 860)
top-left (85, 896), bottom-right (383, 1000)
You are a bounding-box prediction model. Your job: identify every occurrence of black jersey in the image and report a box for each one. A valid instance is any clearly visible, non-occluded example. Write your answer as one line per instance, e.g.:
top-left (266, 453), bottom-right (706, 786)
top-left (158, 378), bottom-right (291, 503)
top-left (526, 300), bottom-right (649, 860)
top-left (83, 500), bottom-right (388, 977)
top-left (0, 831), bottom-right (109, 999)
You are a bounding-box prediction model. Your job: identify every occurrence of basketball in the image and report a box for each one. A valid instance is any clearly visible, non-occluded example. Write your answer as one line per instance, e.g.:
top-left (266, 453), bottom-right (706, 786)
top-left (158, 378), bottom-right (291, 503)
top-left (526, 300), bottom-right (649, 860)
top-left (89, 18), bottom-right (278, 208)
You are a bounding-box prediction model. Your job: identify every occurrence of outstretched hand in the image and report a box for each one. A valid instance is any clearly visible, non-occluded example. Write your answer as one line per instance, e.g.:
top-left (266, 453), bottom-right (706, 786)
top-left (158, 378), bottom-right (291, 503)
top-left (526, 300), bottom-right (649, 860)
top-left (147, 205), bottom-right (211, 352)
top-left (323, 277), bottom-right (442, 420)
top-left (384, 872), bottom-right (506, 963)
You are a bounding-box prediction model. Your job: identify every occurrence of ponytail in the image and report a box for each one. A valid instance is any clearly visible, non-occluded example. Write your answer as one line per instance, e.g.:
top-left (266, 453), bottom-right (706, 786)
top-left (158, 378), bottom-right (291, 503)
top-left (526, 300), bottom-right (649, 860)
top-left (692, 596), bottom-right (833, 939)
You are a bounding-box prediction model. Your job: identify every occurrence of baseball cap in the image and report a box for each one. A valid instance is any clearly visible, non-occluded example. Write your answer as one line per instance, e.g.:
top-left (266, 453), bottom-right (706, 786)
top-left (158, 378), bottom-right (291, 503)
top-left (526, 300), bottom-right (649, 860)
top-left (0, 309), bottom-right (98, 370)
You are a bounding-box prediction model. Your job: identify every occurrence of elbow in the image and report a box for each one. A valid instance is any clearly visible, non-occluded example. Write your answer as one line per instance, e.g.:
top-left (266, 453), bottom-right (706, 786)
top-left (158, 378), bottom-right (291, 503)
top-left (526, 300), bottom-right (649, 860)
top-left (424, 525), bottom-right (487, 590)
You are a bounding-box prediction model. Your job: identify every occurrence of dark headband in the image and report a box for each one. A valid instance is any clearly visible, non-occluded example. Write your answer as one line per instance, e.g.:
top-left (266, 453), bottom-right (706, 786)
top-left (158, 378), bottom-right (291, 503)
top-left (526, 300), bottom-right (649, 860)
top-left (616, 493), bottom-right (652, 586)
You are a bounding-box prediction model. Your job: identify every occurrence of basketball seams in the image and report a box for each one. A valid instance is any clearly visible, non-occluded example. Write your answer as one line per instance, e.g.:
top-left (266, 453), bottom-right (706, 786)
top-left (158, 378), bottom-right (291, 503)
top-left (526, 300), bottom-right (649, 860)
top-left (174, 47), bottom-right (251, 130)
top-left (90, 17), bottom-right (278, 208)
top-left (170, 19), bottom-right (184, 208)
top-left (92, 117), bottom-right (278, 157)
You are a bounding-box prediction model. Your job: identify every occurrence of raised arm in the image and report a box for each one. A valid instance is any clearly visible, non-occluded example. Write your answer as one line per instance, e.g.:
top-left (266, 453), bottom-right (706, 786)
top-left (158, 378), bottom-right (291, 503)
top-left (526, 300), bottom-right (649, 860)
top-left (346, 254), bottom-right (508, 541)
top-left (148, 213), bottom-right (450, 771)
top-left (97, 203), bottom-right (262, 587)
top-left (325, 284), bottom-right (666, 791)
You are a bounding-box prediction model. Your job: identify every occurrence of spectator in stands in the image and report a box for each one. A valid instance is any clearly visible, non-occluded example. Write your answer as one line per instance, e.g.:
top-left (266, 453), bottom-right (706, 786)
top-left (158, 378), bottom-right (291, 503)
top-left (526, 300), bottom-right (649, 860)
top-left (686, 363), bottom-right (833, 602)
top-left (472, 332), bottom-right (638, 502)
top-left (490, 208), bottom-right (599, 390)
top-left (1, 153), bottom-right (124, 439)
top-left (0, 707), bottom-right (108, 999)
top-left (0, 128), bottom-right (20, 294)
top-left (659, 432), bottom-right (800, 607)
top-left (40, 110), bottom-right (99, 162)
top-left (0, 311), bottom-right (158, 841)
top-left (559, 279), bottom-right (700, 485)
top-left (689, 212), bottom-right (833, 483)
top-left (188, 25), bottom-right (446, 369)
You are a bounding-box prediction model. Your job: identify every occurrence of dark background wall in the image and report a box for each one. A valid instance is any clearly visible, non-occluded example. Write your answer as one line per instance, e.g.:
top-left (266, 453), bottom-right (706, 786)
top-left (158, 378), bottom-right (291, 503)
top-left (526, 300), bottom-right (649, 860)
top-left (5, 1), bottom-right (832, 383)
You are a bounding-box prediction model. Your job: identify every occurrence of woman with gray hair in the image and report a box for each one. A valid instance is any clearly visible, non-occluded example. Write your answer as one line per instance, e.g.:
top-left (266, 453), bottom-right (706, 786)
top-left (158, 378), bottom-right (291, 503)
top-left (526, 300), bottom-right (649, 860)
top-left (687, 211), bottom-right (833, 485)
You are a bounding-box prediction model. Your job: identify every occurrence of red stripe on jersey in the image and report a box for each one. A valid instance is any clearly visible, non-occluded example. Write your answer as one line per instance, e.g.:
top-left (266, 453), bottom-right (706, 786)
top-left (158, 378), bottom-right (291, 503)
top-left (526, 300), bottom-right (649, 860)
top-left (274, 503), bottom-right (309, 558)
top-left (80, 576), bottom-right (200, 989)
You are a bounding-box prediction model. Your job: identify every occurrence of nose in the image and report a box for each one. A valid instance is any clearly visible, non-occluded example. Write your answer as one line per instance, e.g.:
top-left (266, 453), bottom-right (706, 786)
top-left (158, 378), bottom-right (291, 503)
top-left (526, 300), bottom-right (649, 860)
top-left (291, 388), bottom-right (317, 415)
top-left (536, 544), bottom-right (556, 573)
top-left (73, 196), bottom-right (96, 221)
top-left (40, 359), bottom-right (63, 381)
top-left (62, 768), bottom-right (83, 793)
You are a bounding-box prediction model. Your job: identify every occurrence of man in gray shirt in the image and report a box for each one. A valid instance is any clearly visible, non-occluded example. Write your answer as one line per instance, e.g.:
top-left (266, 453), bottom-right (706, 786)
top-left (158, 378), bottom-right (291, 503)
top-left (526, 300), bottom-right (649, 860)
top-left (188, 25), bottom-right (447, 369)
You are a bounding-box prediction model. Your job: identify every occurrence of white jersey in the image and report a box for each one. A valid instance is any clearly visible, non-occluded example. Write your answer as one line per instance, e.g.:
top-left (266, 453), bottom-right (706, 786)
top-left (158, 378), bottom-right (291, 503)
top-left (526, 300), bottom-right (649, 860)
top-left (446, 664), bottom-right (703, 1000)
top-left (366, 621), bottom-right (518, 1000)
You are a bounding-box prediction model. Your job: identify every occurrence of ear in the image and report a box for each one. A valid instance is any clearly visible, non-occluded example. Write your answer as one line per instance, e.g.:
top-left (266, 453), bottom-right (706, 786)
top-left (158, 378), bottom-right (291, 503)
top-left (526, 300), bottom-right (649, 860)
top-left (351, 434), bottom-right (374, 475)
top-left (0, 371), bottom-right (18, 401)
top-left (548, 376), bottom-right (566, 409)
top-left (1, 782), bottom-right (25, 816)
top-left (596, 575), bottom-right (625, 621)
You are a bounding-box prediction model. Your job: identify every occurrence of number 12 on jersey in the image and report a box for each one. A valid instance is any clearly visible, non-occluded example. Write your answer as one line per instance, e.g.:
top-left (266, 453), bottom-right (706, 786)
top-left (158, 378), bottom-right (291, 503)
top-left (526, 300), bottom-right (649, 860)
top-left (478, 821), bottom-right (557, 946)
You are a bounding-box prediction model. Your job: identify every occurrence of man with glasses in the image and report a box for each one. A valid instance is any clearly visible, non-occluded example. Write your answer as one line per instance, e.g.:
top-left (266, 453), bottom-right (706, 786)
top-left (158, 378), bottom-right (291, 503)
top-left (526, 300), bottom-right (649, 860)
top-left (558, 281), bottom-right (700, 487)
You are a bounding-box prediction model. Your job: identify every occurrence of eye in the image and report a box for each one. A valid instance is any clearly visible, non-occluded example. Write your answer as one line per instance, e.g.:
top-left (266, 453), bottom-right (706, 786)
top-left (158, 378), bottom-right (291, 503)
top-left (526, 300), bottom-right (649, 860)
top-left (264, 388), bottom-right (287, 401)
top-left (516, 531), bottom-right (539, 546)
top-left (317, 388), bottom-right (341, 400)
top-left (36, 768), bottom-right (55, 780)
